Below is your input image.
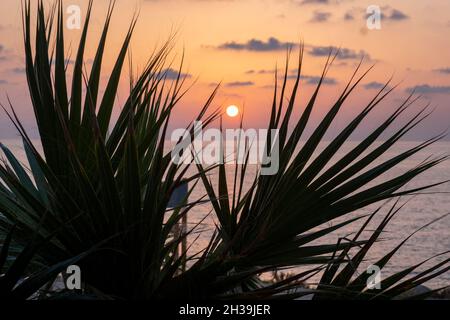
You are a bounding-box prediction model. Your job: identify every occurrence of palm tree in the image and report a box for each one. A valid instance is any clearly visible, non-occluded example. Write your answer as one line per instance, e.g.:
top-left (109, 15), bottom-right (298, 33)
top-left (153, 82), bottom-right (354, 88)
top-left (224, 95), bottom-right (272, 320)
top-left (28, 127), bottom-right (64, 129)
top-left (0, 0), bottom-right (447, 299)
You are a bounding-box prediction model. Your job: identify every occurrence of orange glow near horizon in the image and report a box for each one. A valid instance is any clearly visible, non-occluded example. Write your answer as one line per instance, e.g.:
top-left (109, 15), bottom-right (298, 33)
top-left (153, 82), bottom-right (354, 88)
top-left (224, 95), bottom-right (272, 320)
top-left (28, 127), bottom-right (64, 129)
top-left (0, 0), bottom-right (449, 139)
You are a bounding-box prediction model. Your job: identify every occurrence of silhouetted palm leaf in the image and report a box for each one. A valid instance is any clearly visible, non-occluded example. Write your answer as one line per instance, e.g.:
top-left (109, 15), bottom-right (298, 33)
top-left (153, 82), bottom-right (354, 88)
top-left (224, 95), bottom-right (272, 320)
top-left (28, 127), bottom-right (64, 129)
top-left (0, 0), bottom-right (447, 300)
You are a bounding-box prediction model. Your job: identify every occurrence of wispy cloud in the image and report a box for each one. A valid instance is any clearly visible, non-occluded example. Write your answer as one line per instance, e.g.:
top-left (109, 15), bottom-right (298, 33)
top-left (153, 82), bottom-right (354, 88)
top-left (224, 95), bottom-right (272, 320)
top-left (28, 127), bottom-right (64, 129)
top-left (161, 68), bottom-right (192, 80)
top-left (298, 0), bottom-right (330, 5)
top-left (363, 81), bottom-right (389, 90)
top-left (406, 84), bottom-right (450, 95)
top-left (387, 9), bottom-right (409, 21)
top-left (217, 37), bottom-right (295, 52)
top-left (308, 45), bottom-right (371, 60)
top-left (310, 11), bottom-right (332, 23)
top-left (217, 40), bottom-right (371, 62)
top-left (344, 12), bottom-right (354, 21)
top-left (226, 81), bottom-right (254, 87)
top-left (299, 75), bottom-right (337, 85)
top-left (284, 70), bottom-right (337, 84)
top-left (264, 74), bottom-right (337, 87)
top-left (245, 69), bottom-right (275, 75)
top-left (345, 6), bottom-right (409, 23)
top-left (433, 67), bottom-right (450, 74)
top-left (295, 0), bottom-right (356, 6)
top-left (365, 6), bottom-right (409, 21)
top-left (9, 67), bottom-right (26, 74)
top-left (0, 44), bottom-right (11, 62)
top-left (50, 59), bottom-right (75, 66)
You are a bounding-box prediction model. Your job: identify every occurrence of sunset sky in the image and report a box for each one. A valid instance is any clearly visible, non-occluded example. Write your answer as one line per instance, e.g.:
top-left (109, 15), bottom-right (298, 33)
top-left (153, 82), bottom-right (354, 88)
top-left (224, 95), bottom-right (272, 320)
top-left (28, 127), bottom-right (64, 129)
top-left (0, 0), bottom-right (449, 139)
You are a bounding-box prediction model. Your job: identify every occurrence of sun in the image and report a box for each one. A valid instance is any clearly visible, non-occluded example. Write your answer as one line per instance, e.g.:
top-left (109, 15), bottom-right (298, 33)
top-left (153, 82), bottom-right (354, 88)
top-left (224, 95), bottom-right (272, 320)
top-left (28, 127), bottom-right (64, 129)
top-left (226, 105), bottom-right (239, 118)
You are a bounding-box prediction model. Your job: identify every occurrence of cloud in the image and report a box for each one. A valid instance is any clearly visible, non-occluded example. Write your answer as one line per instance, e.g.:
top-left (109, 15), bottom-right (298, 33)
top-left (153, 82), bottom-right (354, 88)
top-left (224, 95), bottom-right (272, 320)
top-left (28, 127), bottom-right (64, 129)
top-left (10, 67), bottom-right (26, 74)
top-left (245, 69), bottom-right (275, 75)
top-left (365, 6), bottom-right (409, 21)
top-left (363, 81), bottom-right (388, 90)
top-left (344, 12), bottom-right (354, 21)
top-left (270, 74), bottom-right (337, 86)
top-left (161, 68), bottom-right (192, 80)
top-left (308, 45), bottom-right (371, 60)
top-left (300, 75), bottom-right (337, 85)
top-left (0, 44), bottom-right (10, 62)
top-left (433, 68), bottom-right (450, 74)
top-left (284, 70), bottom-right (337, 85)
top-left (310, 11), bottom-right (331, 23)
top-left (296, 0), bottom-right (357, 6)
top-left (346, 6), bottom-right (409, 23)
top-left (299, 0), bottom-right (330, 5)
top-left (218, 37), bottom-right (296, 52)
top-left (406, 85), bottom-right (450, 95)
top-left (388, 9), bottom-right (409, 21)
top-left (225, 81), bottom-right (254, 87)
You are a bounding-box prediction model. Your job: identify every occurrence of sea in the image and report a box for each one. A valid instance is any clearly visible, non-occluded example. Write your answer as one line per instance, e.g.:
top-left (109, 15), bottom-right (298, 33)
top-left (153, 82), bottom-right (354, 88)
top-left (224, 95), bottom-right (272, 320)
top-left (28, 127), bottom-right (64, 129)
top-left (1, 139), bottom-right (449, 289)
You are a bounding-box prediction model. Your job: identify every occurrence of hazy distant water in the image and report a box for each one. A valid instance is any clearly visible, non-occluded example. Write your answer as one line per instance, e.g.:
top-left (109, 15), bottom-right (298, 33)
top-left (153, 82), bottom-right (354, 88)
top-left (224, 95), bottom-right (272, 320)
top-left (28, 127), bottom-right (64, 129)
top-left (179, 140), bottom-right (450, 289)
top-left (2, 139), bottom-right (449, 289)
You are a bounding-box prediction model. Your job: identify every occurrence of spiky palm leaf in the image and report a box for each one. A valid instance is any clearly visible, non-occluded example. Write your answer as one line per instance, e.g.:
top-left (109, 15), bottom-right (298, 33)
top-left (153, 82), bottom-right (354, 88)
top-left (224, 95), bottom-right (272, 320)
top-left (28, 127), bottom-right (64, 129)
top-left (313, 200), bottom-right (449, 300)
top-left (1, 0), bottom-right (221, 299)
top-left (0, 0), bottom-right (447, 300)
top-left (0, 225), bottom-right (94, 300)
top-left (194, 47), bottom-right (448, 294)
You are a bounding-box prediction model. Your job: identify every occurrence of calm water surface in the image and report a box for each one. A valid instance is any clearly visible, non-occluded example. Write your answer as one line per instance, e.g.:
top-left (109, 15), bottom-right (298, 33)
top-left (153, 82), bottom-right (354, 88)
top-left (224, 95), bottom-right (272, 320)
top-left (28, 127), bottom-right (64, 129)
top-left (2, 139), bottom-right (449, 289)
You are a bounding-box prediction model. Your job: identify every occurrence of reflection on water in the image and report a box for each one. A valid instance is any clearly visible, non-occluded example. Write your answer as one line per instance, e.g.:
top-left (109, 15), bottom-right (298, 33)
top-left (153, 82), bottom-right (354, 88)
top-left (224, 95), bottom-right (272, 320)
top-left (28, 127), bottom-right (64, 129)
top-left (2, 139), bottom-right (449, 288)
